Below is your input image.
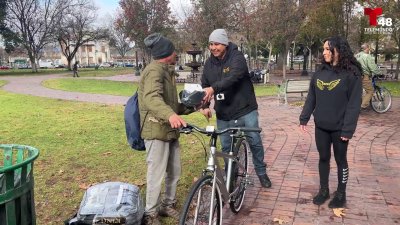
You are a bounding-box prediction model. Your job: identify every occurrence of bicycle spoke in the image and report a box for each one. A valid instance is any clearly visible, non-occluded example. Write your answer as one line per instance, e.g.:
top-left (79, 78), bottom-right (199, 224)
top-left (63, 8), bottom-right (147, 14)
top-left (180, 176), bottom-right (221, 225)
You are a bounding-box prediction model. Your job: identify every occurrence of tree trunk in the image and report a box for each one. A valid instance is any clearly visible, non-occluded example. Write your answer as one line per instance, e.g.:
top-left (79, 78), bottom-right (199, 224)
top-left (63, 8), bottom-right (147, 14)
top-left (264, 44), bottom-right (273, 84)
top-left (67, 60), bottom-right (72, 71)
top-left (29, 55), bottom-right (38, 73)
top-left (395, 48), bottom-right (400, 80)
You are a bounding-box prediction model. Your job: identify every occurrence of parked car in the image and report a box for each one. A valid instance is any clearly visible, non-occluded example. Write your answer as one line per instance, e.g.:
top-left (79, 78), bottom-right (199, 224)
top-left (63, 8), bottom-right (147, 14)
top-left (0, 65), bottom-right (11, 70)
top-left (16, 64), bottom-right (31, 69)
top-left (293, 56), bottom-right (304, 63)
top-left (39, 60), bottom-right (55, 69)
top-left (99, 62), bottom-right (112, 68)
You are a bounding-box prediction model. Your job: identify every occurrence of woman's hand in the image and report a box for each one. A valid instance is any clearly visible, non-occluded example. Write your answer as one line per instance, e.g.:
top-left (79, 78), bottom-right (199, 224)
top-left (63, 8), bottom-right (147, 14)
top-left (300, 124), bottom-right (308, 133)
top-left (199, 108), bottom-right (212, 121)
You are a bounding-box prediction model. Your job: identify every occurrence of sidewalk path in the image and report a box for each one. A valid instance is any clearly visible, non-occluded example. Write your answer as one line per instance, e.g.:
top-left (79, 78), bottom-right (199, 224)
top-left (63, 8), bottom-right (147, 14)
top-left (0, 74), bottom-right (140, 104)
top-left (1, 73), bottom-right (399, 225)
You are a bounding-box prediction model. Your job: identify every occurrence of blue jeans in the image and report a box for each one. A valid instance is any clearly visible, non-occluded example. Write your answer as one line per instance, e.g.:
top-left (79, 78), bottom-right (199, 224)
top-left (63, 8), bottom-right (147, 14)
top-left (217, 110), bottom-right (267, 176)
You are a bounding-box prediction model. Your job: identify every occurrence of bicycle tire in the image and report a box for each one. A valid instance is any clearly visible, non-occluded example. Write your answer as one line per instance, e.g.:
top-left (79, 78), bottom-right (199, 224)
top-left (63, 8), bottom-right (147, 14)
top-left (229, 138), bottom-right (249, 213)
top-left (371, 86), bottom-right (392, 113)
top-left (179, 175), bottom-right (222, 225)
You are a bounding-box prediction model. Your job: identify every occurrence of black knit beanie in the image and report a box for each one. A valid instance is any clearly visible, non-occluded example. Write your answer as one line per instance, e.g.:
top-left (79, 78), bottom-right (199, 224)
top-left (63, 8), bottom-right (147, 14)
top-left (144, 33), bottom-right (175, 60)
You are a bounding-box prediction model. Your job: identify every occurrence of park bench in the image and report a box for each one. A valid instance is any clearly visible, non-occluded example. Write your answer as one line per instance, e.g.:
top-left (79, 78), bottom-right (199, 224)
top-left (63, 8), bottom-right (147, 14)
top-left (278, 79), bottom-right (311, 104)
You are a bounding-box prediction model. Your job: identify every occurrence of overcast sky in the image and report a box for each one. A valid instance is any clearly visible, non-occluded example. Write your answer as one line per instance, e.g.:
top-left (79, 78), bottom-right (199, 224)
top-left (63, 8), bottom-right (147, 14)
top-left (93, 0), bottom-right (192, 21)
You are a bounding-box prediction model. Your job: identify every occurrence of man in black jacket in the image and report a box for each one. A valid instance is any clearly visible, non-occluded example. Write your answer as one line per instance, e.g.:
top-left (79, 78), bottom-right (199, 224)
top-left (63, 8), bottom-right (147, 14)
top-left (200, 29), bottom-right (271, 188)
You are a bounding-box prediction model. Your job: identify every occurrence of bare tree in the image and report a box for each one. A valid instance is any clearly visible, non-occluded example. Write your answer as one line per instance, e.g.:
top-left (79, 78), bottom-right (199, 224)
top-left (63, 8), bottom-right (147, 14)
top-left (56, 0), bottom-right (108, 70)
top-left (6, 0), bottom-right (70, 72)
top-left (110, 12), bottom-right (135, 63)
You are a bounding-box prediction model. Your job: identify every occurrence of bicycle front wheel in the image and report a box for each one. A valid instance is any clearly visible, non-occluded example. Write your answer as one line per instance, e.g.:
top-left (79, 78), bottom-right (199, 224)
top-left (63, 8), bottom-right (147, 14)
top-left (371, 86), bottom-right (392, 113)
top-left (229, 138), bottom-right (249, 213)
top-left (179, 175), bottom-right (222, 225)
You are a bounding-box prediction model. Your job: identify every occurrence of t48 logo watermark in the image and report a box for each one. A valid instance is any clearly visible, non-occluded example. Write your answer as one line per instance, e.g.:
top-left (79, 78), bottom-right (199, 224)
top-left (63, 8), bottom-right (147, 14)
top-left (363, 6), bottom-right (396, 35)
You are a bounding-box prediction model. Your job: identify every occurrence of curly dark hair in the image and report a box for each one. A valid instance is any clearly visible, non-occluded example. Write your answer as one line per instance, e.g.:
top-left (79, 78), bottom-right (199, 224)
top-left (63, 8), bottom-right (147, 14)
top-left (322, 36), bottom-right (362, 76)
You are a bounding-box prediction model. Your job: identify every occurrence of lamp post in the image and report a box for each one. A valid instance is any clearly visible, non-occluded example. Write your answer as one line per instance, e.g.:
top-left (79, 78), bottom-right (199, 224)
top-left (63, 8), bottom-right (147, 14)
top-left (290, 41), bottom-right (295, 70)
top-left (240, 37), bottom-right (244, 52)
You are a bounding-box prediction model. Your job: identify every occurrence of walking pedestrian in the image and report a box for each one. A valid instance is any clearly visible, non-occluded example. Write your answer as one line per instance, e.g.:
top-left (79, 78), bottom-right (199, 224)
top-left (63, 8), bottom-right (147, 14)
top-left (73, 61), bottom-right (79, 77)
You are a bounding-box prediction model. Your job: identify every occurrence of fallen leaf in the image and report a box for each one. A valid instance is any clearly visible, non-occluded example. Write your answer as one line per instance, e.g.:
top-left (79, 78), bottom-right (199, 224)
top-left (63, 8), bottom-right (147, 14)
top-left (79, 183), bottom-right (93, 190)
top-left (193, 177), bottom-right (198, 183)
top-left (333, 208), bottom-right (346, 218)
top-left (102, 151), bottom-right (112, 156)
top-left (273, 218), bottom-right (287, 224)
top-left (58, 169), bottom-right (64, 174)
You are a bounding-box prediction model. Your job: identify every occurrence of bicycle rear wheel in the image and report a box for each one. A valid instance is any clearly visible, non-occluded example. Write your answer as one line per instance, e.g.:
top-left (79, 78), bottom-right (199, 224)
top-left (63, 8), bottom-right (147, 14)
top-left (179, 175), bottom-right (222, 225)
top-left (371, 86), bottom-right (392, 113)
top-left (229, 138), bottom-right (249, 213)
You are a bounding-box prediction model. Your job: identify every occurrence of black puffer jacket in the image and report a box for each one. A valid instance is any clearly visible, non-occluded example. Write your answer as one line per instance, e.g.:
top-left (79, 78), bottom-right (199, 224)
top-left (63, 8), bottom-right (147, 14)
top-left (201, 42), bottom-right (257, 121)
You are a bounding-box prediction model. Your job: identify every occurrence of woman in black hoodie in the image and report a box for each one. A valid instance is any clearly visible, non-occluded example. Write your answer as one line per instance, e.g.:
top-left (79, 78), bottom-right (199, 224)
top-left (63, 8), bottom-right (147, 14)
top-left (299, 36), bottom-right (362, 208)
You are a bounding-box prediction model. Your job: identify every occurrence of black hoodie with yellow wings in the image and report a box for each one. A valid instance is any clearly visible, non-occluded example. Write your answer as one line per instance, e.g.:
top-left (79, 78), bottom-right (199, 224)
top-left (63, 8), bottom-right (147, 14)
top-left (299, 64), bottom-right (362, 139)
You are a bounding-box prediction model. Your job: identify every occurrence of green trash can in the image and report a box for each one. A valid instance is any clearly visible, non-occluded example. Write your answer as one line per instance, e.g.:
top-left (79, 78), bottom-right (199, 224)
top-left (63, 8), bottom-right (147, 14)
top-left (0, 144), bottom-right (39, 225)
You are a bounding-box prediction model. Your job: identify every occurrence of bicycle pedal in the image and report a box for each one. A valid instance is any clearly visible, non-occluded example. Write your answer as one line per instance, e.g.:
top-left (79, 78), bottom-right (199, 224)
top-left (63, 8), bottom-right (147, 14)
top-left (246, 177), bottom-right (255, 186)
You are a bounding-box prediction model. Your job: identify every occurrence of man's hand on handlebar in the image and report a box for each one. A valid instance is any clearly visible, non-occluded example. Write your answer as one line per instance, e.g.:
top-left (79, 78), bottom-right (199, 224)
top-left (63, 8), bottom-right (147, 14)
top-left (169, 113), bottom-right (187, 129)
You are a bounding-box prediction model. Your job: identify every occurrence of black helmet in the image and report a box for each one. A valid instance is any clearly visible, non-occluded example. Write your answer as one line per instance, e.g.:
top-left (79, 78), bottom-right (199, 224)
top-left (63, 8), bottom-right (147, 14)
top-left (179, 90), bottom-right (205, 107)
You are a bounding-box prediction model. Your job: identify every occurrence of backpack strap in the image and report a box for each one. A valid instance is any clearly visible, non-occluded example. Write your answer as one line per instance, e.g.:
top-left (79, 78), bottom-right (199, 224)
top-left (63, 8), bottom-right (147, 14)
top-left (136, 88), bottom-right (148, 138)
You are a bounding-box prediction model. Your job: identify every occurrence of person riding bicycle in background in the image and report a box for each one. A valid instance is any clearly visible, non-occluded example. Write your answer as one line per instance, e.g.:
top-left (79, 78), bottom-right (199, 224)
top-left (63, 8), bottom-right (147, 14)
top-left (300, 36), bottom-right (362, 208)
top-left (200, 28), bottom-right (272, 188)
top-left (139, 33), bottom-right (196, 225)
top-left (355, 43), bottom-right (380, 111)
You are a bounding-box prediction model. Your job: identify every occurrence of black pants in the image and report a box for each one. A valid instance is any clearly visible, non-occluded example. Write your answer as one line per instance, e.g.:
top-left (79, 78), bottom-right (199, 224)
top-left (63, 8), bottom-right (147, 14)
top-left (315, 127), bottom-right (349, 192)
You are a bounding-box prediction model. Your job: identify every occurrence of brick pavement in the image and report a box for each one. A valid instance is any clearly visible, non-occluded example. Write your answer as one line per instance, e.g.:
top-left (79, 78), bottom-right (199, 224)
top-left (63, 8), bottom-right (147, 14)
top-left (1, 73), bottom-right (399, 225)
top-left (224, 97), bottom-right (400, 225)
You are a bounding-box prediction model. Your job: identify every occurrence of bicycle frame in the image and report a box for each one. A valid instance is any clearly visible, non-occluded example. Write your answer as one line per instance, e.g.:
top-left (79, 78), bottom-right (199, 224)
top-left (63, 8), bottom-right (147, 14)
top-left (180, 124), bottom-right (260, 225)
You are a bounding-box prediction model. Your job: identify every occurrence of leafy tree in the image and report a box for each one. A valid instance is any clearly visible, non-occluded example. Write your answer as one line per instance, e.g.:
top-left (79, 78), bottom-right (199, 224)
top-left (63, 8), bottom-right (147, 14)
top-left (118, 0), bottom-right (177, 62)
top-left (255, 0), bottom-right (306, 79)
top-left (0, 0), bottom-right (20, 53)
top-left (384, 0), bottom-right (400, 79)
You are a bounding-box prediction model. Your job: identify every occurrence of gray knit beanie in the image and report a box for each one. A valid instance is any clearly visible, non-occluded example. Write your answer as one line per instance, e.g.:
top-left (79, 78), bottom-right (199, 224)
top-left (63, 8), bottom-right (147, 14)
top-left (144, 33), bottom-right (175, 59)
top-left (209, 29), bottom-right (229, 46)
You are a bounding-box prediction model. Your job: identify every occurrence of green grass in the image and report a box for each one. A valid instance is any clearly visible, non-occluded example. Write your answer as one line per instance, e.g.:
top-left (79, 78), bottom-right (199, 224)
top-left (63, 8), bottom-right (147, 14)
top-left (0, 67), bottom-right (134, 77)
top-left (0, 90), bottom-right (211, 225)
top-left (43, 79), bottom-right (139, 96)
top-left (382, 81), bottom-right (400, 97)
top-left (0, 80), bottom-right (7, 87)
top-left (43, 78), bottom-right (279, 97)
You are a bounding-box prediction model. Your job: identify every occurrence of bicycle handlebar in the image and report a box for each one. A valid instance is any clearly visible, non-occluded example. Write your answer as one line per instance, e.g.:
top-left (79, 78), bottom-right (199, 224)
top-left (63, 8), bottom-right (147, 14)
top-left (179, 123), bottom-right (262, 135)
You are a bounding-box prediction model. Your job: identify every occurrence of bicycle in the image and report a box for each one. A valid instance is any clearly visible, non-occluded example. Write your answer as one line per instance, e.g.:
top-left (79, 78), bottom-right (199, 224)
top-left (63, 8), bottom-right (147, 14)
top-left (368, 74), bottom-right (392, 113)
top-left (178, 124), bottom-right (261, 225)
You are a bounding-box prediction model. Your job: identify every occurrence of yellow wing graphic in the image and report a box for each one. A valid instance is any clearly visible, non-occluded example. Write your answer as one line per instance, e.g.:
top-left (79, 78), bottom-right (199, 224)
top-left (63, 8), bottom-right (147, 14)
top-left (327, 79), bottom-right (341, 90)
top-left (316, 79), bottom-right (341, 91)
top-left (316, 79), bottom-right (324, 90)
